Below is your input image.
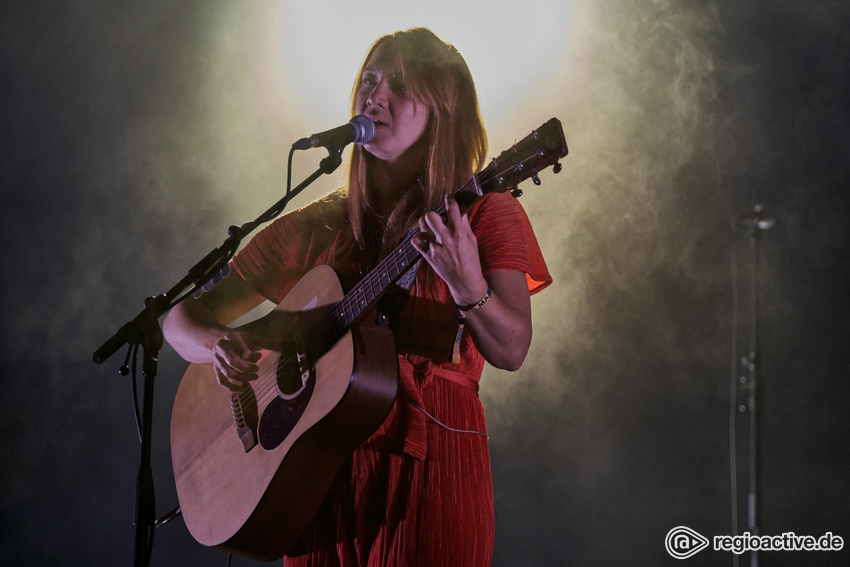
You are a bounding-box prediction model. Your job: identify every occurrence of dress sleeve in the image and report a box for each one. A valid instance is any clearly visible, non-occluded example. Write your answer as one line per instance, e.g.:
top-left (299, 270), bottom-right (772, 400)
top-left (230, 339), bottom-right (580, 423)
top-left (231, 195), bottom-right (344, 304)
top-left (467, 192), bottom-right (552, 295)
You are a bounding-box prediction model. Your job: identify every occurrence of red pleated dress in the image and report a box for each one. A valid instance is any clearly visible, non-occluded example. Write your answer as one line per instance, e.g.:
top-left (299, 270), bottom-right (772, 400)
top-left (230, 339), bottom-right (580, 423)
top-left (231, 190), bottom-right (552, 567)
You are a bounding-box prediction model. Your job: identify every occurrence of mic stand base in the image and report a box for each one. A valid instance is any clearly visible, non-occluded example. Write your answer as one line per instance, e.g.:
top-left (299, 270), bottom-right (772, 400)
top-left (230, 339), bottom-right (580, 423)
top-left (131, 300), bottom-right (164, 567)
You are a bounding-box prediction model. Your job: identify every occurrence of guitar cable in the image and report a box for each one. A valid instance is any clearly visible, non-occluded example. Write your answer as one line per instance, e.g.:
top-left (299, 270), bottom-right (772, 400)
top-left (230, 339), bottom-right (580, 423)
top-left (404, 273), bottom-right (488, 439)
top-left (410, 402), bottom-right (488, 438)
top-left (123, 343), bottom-right (143, 443)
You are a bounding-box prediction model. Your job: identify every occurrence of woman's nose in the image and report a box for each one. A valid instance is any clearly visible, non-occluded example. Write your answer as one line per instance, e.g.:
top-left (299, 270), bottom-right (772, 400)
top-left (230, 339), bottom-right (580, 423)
top-left (366, 78), bottom-right (390, 107)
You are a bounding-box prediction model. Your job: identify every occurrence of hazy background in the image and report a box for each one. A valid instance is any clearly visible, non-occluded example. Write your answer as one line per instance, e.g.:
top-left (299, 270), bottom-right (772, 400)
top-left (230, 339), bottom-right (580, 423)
top-left (2, 1), bottom-right (849, 565)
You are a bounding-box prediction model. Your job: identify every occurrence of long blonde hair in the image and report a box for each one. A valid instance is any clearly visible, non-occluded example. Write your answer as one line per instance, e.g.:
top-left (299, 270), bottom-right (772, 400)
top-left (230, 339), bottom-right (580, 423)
top-left (341, 28), bottom-right (488, 265)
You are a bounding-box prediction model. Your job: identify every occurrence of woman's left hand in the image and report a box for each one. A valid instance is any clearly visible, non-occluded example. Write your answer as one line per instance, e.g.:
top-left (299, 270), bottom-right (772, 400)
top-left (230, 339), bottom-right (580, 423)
top-left (410, 196), bottom-right (533, 371)
top-left (411, 196), bottom-right (489, 307)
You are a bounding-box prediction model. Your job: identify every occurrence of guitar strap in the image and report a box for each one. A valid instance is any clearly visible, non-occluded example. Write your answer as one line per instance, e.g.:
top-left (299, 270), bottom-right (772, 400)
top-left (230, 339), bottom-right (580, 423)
top-left (395, 258), bottom-right (422, 291)
top-left (450, 314), bottom-right (465, 365)
top-left (374, 258), bottom-right (422, 328)
top-left (377, 234), bottom-right (462, 365)
top-left (385, 257), bottom-right (464, 365)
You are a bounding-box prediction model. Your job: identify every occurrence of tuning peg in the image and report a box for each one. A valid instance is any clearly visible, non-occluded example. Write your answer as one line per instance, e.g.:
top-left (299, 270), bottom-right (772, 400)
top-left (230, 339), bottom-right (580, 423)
top-left (553, 161), bottom-right (562, 174)
top-left (511, 187), bottom-right (523, 198)
top-left (532, 173), bottom-right (541, 186)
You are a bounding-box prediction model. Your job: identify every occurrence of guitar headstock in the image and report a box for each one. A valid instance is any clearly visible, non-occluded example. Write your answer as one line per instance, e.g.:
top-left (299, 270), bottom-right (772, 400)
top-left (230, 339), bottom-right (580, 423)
top-left (476, 118), bottom-right (569, 197)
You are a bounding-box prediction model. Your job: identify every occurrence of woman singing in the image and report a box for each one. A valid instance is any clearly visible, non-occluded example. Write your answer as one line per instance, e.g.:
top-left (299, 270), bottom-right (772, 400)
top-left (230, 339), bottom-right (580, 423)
top-left (164, 27), bottom-right (551, 566)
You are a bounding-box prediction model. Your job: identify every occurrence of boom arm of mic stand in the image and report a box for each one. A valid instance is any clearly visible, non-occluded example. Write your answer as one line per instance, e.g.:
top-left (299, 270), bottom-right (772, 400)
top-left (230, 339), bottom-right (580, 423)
top-left (92, 154), bottom-right (340, 366)
top-left (91, 241), bottom-right (235, 365)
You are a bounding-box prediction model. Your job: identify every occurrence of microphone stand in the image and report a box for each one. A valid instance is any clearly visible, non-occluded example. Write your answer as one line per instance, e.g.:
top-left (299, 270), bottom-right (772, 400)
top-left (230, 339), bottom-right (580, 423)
top-left (92, 147), bottom-right (345, 567)
top-left (732, 204), bottom-right (775, 567)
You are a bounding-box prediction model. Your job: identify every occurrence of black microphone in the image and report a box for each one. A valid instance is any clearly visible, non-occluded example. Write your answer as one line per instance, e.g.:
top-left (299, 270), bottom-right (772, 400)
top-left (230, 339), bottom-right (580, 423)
top-left (292, 115), bottom-right (376, 150)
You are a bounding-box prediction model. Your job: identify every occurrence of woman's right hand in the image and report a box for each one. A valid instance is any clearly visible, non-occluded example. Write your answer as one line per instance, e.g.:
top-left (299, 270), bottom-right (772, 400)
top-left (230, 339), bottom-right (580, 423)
top-left (211, 329), bottom-right (262, 392)
top-left (163, 267), bottom-right (269, 392)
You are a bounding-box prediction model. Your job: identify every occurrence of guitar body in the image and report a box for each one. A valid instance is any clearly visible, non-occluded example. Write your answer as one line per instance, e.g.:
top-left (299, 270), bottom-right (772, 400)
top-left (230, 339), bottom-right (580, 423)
top-left (170, 265), bottom-right (398, 561)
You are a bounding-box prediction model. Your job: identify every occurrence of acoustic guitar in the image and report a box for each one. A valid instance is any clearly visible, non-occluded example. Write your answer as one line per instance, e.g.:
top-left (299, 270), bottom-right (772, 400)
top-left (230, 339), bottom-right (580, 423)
top-left (170, 118), bottom-right (568, 560)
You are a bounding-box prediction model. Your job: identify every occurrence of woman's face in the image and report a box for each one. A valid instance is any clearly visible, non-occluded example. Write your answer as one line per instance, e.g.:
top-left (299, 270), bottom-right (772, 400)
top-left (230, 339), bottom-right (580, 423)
top-left (355, 44), bottom-right (430, 165)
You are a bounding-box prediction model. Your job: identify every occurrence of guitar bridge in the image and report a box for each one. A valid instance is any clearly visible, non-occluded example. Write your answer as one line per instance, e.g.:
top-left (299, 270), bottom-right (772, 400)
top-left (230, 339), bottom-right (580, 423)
top-left (231, 386), bottom-right (258, 452)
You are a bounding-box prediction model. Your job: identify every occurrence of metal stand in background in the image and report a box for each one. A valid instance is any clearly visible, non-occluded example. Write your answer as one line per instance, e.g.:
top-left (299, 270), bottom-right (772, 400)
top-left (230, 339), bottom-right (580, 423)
top-left (731, 204), bottom-right (775, 567)
top-left (92, 148), bottom-right (345, 567)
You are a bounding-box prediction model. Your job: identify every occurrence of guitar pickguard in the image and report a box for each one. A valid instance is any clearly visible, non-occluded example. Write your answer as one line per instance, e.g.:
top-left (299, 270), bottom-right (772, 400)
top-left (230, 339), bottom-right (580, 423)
top-left (258, 352), bottom-right (317, 451)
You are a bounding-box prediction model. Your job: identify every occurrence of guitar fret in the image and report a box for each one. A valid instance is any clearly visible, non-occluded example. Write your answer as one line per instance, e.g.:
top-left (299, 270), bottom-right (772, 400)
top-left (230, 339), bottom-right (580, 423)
top-left (328, 212), bottom-right (467, 338)
top-left (344, 298), bottom-right (354, 327)
top-left (330, 310), bottom-right (344, 336)
top-left (369, 273), bottom-right (379, 301)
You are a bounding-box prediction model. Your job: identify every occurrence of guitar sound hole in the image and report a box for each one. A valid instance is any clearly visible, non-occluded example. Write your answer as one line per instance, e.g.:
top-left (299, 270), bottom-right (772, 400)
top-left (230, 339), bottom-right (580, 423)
top-left (258, 357), bottom-right (316, 451)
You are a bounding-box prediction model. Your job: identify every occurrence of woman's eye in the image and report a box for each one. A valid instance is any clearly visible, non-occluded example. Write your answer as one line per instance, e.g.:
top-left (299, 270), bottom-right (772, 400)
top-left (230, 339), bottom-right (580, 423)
top-left (389, 77), bottom-right (407, 93)
top-left (362, 75), bottom-right (377, 87)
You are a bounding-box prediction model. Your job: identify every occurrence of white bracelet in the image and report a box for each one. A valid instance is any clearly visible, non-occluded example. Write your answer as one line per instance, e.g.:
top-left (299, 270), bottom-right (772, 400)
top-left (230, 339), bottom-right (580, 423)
top-left (457, 286), bottom-right (492, 314)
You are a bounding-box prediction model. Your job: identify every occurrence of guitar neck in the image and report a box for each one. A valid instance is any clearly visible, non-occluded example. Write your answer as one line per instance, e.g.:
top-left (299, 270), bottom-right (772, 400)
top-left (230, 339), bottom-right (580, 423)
top-left (326, 236), bottom-right (420, 336)
top-left (319, 117), bottom-right (568, 346)
top-left (324, 175), bottom-right (483, 339)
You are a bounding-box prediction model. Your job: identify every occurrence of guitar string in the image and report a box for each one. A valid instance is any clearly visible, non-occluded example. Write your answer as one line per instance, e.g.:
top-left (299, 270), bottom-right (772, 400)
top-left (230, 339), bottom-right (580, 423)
top-left (322, 126), bottom-right (554, 333)
top-left (222, 203), bottom-right (474, 423)
top-left (216, 189), bottom-right (449, 424)
top-left (322, 135), bottom-right (539, 330)
top-left (232, 236), bottom-right (421, 410)
top-left (218, 131), bottom-right (554, 425)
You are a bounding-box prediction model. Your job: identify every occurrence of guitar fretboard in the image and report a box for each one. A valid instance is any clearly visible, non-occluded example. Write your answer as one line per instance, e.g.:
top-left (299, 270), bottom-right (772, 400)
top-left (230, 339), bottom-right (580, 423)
top-left (327, 236), bottom-right (421, 336)
top-left (322, 170), bottom-right (488, 341)
top-left (313, 117), bottom-right (568, 346)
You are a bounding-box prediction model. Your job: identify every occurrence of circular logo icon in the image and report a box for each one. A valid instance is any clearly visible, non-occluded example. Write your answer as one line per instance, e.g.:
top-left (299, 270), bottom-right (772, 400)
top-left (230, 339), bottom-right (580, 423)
top-left (666, 526), bottom-right (710, 559)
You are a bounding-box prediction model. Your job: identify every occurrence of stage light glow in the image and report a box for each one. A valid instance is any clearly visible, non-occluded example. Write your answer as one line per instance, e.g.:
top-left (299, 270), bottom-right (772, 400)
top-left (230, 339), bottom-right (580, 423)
top-left (193, 0), bottom-right (583, 216)
top-left (274, 0), bottom-right (575, 129)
